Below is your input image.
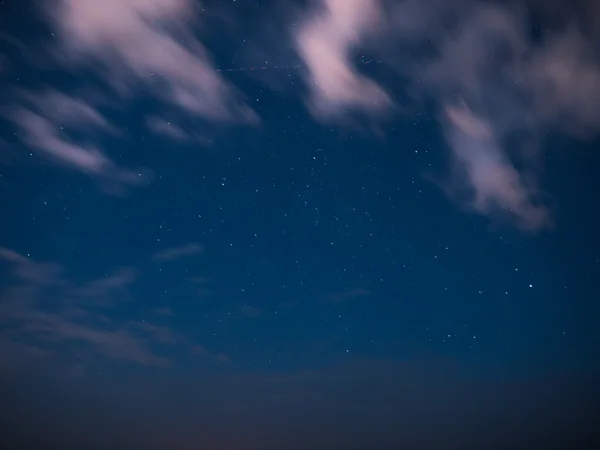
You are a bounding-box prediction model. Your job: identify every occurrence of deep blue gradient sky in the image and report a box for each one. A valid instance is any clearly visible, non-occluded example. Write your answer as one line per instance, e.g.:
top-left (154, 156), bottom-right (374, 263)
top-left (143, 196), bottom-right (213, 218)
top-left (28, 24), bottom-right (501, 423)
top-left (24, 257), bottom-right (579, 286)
top-left (1, 1), bottom-right (600, 449)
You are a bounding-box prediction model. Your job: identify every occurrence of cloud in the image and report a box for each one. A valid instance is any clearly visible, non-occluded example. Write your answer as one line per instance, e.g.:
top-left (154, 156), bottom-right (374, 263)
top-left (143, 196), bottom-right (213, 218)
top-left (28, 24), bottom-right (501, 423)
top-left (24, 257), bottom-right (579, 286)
top-left (45, 0), bottom-right (257, 124)
top-left (0, 249), bottom-right (230, 369)
top-left (0, 250), bottom-right (171, 367)
top-left (525, 28), bottom-right (600, 135)
top-left (1, 302), bottom-right (170, 367)
top-left (146, 115), bottom-right (189, 142)
top-left (20, 89), bottom-right (118, 132)
top-left (18, 313), bottom-right (170, 367)
top-left (7, 91), bottom-right (150, 191)
top-left (440, 104), bottom-right (549, 230)
top-left (2, 0), bottom-right (597, 231)
top-left (0, 337), bottom-right (53, 367)
top-left (190, 345), bottom-right (230, 364)
top-left (130, 321), bottom-right (183, 345)
top-left (70, 267), bottom-right (137, 302)
top-left (293, 0), bottom-right (600, 230)
top-left (394, 0), bottom-right (600, 229)
top-left (152, 243), bottom-right (204, 262)
top-left (3, 0), bottom-right (257, 193)
top-left (0, 248), bottom-right (63, 285)
top-left (294, 0), bottom-right (392, 120)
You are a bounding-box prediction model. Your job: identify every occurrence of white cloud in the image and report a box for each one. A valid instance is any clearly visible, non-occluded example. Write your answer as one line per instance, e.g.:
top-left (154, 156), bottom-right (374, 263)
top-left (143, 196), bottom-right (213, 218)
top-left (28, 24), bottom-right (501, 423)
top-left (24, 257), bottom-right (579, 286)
top-left (46, 0), bottom-right (257, 124)
top-left (295, 0), bottom-right (392, 120)
top-left (7, 90), bottom-right (150, 191)
top-left (292, 0), bottom-right (600, 229)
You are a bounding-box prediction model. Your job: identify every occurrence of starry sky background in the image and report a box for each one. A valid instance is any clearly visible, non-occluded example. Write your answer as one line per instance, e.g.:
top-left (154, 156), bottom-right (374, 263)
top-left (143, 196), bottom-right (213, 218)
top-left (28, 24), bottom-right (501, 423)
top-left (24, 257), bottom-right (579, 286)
top-left (1, 0), bottom-right (600, 449)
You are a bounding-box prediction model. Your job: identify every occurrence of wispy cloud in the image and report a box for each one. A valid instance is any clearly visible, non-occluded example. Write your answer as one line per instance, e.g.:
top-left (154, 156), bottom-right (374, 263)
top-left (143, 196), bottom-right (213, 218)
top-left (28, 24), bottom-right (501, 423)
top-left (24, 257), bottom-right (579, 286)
top-left (152, 243), bottom-right (204, 262)
top-left (0, 336), bottom-right (54, 373)
top-left (295, 0), bottom-right (391, 120)
top-left (440, 104), bottom-right (549, 230)
top-left (0, 249), bottom-right (171, 367)
top-left (6, 91), bottom-right (149, 191)
top-left (293, 0), bottom-right (600, 229)
top-left (146, 115), bottom-right (190, 142)
top-left (45, 0), bottom-right (257, 124)
top-left (129, 321), bottom-right (183, 345)
top-left (2, 0), bottom-right (598, 229)
top-left (2, 0), bottom-right (260, 194)
top-left (2, 303), bottom-right (170, 367)
top-left (394, 0), bottom-right (600, 229)
top-left (0, 248), bottom-right (231, 369)
top-left (70, 267), bottom-right (137, 304)
top-left (20, 89), bottom-right (118, 132)
top-left (18, 312), bottom-right (170, 367)
top-left (0, 248), bottom-right (63, 285)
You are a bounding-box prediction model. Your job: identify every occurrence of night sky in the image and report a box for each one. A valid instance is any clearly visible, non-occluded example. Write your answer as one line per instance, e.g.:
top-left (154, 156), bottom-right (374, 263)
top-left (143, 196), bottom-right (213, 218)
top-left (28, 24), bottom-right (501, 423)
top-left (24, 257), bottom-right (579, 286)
top-left (1, 0), bottom-right (600, 449)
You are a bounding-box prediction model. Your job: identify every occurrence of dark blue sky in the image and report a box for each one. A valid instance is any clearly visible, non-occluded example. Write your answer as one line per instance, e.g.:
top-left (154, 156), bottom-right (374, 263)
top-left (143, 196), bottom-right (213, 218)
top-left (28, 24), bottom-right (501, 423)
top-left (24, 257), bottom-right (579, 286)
top-left (1, 0), bottom-right (600, 449)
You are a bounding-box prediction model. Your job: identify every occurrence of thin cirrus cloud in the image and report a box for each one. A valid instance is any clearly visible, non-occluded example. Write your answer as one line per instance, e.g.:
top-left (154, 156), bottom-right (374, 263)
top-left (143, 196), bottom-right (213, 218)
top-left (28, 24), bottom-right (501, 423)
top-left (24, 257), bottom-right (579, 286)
top-left (293, 0), bottom-right (600, 230)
